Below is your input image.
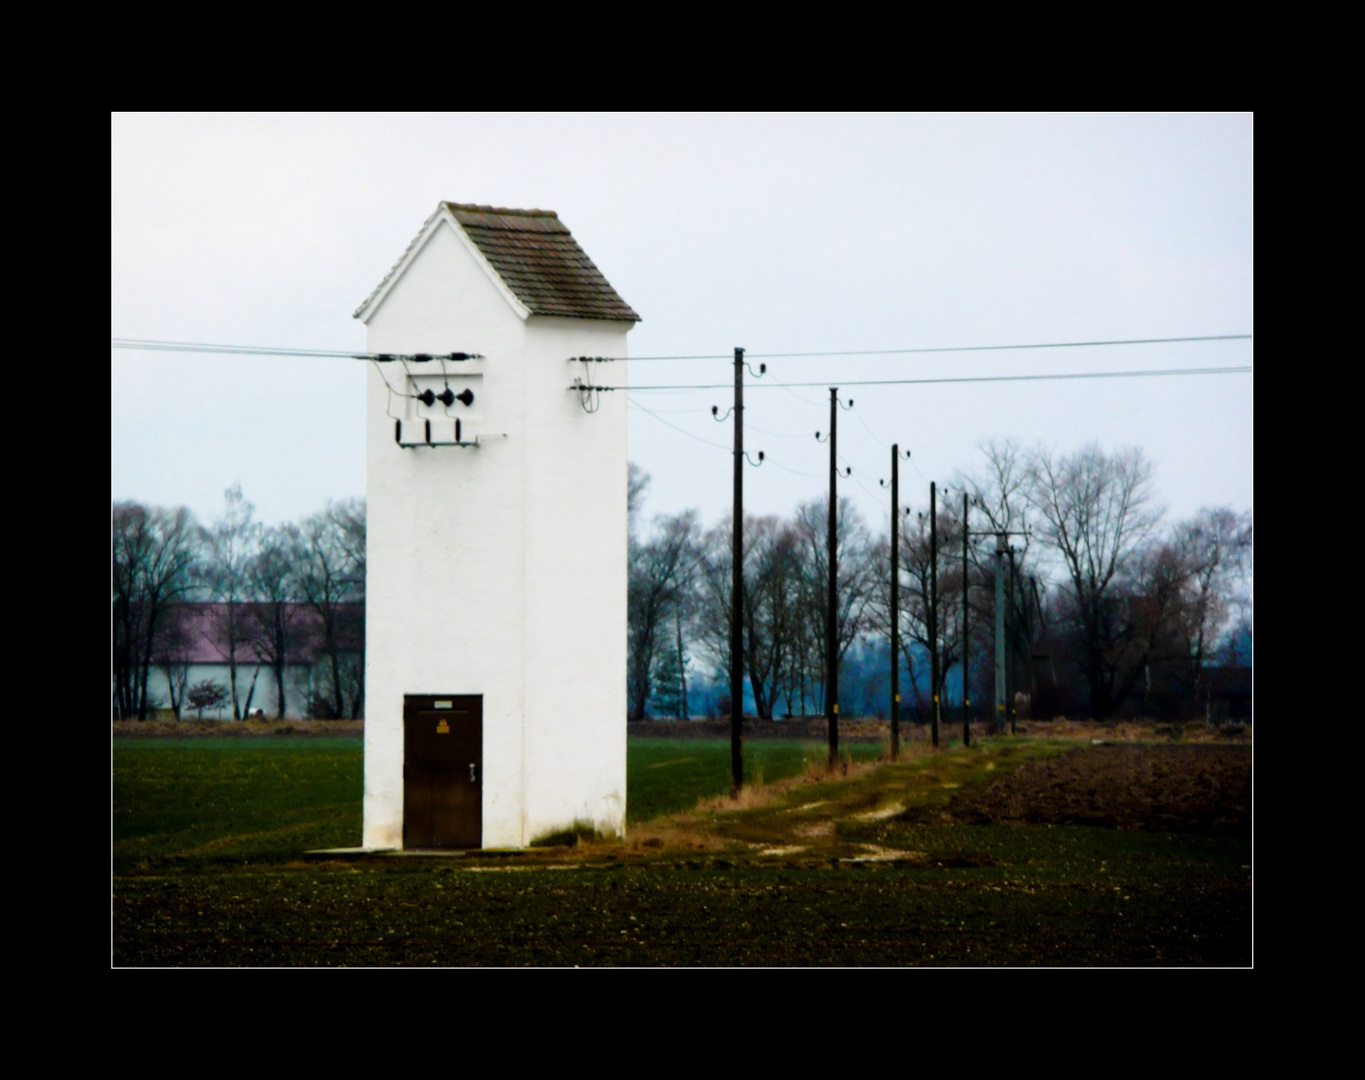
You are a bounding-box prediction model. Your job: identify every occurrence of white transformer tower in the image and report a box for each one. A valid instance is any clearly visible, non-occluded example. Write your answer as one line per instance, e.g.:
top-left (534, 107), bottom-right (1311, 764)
top-left (353, 203), bottom-right (638, 849)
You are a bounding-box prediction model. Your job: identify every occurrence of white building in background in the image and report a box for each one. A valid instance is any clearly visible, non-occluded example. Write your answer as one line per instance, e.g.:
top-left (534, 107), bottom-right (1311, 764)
top-left (142, 602), bottom-right (364, 720)
top-left (354, 203), bottom-right (638, 850)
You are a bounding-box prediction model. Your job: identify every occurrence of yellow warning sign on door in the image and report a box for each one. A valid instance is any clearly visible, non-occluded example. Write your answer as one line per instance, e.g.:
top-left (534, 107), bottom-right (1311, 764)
top-left (436, 719), bottom-right (450, 734)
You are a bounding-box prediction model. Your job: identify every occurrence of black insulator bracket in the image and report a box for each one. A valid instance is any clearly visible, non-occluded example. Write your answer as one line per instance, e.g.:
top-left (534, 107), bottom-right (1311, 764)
top-left (419, 388), bottom-right (475, 408)
top-left (393, 416), bottom-right (479, 449)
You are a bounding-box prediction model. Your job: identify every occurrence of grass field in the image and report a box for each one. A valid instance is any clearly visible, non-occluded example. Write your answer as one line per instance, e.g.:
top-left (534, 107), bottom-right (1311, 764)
top-left (626, 739), bottom-right (883, 822)
top-left (114, 738), bottom-right (363, 873)
top-left (112, 734), bottom-right (1251, 966)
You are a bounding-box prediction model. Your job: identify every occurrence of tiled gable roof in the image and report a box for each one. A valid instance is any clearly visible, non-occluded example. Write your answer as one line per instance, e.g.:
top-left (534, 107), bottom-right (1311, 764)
top-left (354, 203), bottom-right (640, 323)
top-left (444, 203), bottom-right (640, 322)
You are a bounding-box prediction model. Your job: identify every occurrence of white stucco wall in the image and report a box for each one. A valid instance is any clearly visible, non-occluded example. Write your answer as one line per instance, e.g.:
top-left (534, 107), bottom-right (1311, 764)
top-left (360, 210), bottom-right (630, 849)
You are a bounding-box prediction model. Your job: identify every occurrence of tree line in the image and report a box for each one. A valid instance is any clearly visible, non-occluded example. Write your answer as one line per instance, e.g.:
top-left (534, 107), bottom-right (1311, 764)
top-left (628, 440), bottom-right (1252, 724)
top-left (112, 486), bottom-right (365, 721)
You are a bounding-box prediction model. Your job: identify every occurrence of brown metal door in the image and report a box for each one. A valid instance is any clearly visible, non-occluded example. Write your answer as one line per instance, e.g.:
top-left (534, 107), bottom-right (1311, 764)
top-left (403, 694), bottom-right (482, 848)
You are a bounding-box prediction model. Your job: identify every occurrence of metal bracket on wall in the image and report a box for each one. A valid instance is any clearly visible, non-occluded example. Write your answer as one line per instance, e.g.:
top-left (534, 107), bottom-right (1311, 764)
top-left (567, 358), bottom-right (619, 414)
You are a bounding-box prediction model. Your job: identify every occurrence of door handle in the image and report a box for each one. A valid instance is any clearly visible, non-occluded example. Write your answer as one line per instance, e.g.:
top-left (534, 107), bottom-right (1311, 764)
top-left (469, 763), bottom-right (477, 783)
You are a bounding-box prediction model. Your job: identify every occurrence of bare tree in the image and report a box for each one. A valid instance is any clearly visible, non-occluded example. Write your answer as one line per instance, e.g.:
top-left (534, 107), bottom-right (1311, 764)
top-left (1171, 508), bottom-right (1253, 693)
top-left (248, 524), bottom-right (305, 718)
top-left (961, 438), bottom-right (1031, 542)
top-left (956, 439), bottom-right (1042, 725)
top-left (151, 603), bottom-right (196, 719)
top-left (884, 505), bottom-right (967, 716)
top-left (737, 516), bottom-right (804, 720)
top-left (295, 500), bottom-right (365, 718)
top-left (1116, 536), bottom-right (1206, 715)
top-left (695, 516), bottom-right (739, 711)
top-left (328, 498), bottom-right (367, 588)
top-left (791, 496), bottom-right (877, 715)
top-left (1026, 443), bottom-right (1163, 718)
top-left (628, 462), bottom-right (650, 540)
top-left (204, 485), bottom-right (263, 720)
top-left (694, 511), bottom-right (828, 720)
top-left (112, 502), bottom-right (200, 720)
top-left (627, 510), bottom-right (701, 721)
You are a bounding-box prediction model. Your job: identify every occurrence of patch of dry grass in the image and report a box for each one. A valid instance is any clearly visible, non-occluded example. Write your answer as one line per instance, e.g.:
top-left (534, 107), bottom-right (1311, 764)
top-left (1013, 718), bottom-right (1250, 743)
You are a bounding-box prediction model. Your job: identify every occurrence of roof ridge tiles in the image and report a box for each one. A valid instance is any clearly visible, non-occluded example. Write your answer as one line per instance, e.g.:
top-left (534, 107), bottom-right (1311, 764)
top-left (357, 201), bottom-right (640, 323)
top-left (445, 201), bottom-right (558, 217)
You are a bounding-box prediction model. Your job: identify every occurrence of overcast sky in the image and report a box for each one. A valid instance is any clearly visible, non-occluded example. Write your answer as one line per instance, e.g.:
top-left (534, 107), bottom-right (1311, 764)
top-left (112, 113), bottom-right (1252, 534)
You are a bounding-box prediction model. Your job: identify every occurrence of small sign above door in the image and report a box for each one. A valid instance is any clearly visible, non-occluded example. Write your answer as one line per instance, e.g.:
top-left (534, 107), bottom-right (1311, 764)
top-left (434, 700), bottom-right (453, 709)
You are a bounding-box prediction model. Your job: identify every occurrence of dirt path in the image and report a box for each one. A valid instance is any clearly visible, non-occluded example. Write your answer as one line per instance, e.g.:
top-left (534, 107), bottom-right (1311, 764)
top-left (606, 740), bottom-right (1251, 865)
top-left (614, 741), bottom-right (1055, 864)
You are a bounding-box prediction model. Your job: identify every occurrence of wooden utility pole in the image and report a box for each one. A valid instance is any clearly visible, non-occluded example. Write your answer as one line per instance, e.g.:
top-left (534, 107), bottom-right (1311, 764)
top-left (730, 347), bottom-right (745, 795)
top-left (994, 533), bottom-right (1006, 735)
top-left (1007, 544), bottom-right (1019, 735)
top-left (826, 387), bottom-right (840, 767)
top-left (889, 446), bottom-right (901, 759)
top-left (962, 490), bottom-right (971, 748)
top-left (930, 481), bottom-right (940, 748)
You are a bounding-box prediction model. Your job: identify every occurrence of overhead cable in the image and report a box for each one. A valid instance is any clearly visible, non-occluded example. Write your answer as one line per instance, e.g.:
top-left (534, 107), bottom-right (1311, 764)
top-left (627, 398), bottom-right (731, 452)
top-left (741, 333), bottom-right (1252, 359)
top-left (111, 338), bottom-right (480, 361)
top-left (618, 366), bottom-right (1253, 392)
top-left (114, 333), bottom-right (1251, 362)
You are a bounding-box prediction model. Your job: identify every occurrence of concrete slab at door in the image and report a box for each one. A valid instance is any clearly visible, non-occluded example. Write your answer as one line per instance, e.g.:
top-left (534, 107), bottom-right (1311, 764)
top-left (404, 694), bottom-right (482, 848)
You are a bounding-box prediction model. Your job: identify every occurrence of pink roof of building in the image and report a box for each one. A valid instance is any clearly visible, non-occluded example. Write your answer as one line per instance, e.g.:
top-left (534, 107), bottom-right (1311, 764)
top-left (157, 603), bottom-right (363, 665)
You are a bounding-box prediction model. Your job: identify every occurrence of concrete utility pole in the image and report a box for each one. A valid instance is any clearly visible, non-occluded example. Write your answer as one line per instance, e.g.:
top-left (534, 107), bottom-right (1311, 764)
top-left (967, 516), bottom-right (1028, 738)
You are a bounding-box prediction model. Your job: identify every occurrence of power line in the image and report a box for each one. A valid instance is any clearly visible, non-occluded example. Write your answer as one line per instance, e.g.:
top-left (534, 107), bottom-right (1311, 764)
top-left (618, 366), bottom-right (1253, 392)
top-left (767, 459), bottom-right (818, 479)
top-left (768, 376), bottom-right (831, 410)
top-left (628, 397), bottom-right (816, 481)
top-left (746, 421), bottom-right (817, 441)
top-left (628, 395), bottom-right (819, 480)
top-left (621, 402), bottom-right (713, 414)
top-left (113, 337), bottom-right (363, 358)
top-left (848, 401), bottom-right (890, 447)
top-left (626, 398), bottom-right (731, 452)
top-left (744, 334), bottom-right (1252, 359)
top-left (580, 333), bottom-right (1252, 361)
top-left (113, 332), bottom-right (1251, 362)
top-left (845, 464), bottom-right (885, 503)
top-left (111, 337), bottom-right (480, 362)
